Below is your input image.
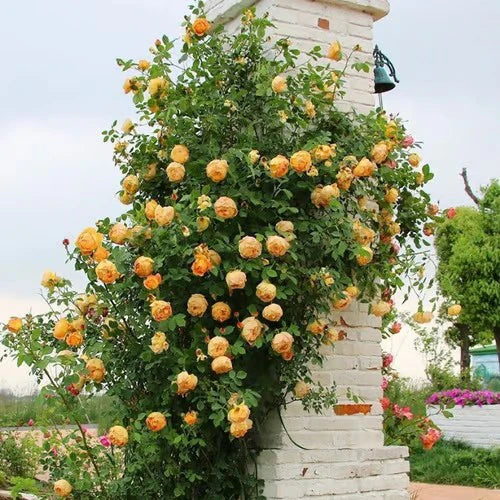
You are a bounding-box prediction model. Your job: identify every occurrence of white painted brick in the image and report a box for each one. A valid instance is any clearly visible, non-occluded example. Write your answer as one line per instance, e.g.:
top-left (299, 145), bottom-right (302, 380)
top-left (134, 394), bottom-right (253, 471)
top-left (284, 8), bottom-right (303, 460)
top-left (333, 370), bottom-right (382, 387)
top-left (359, 355), bottom-right (382, 370)
top-left (322, 355), bottom-right (359, 370)
top-left (359, 473), bottom-right (409, 492)
top-left (382, 459), bottom-right (410, 475)
top-left (348, 22), bottom-right (373, 39)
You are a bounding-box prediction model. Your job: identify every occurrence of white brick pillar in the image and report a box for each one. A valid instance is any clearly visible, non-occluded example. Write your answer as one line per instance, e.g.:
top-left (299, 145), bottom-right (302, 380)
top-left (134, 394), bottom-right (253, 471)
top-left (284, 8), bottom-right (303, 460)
top-left (206, 1), bottom-right (410, 498)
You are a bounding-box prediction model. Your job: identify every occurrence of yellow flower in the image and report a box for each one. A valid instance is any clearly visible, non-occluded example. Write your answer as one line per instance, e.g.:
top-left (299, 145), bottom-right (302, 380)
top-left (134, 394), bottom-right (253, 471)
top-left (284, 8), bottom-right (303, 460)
top-left (148, 76), bottom-right (168, 96)
top-left (269, 155), bottom-right (289, 178)
top-left (145, 200), bottom-right (158, 220)
top-left (192, 253), bottom-right (212, 277)
top-left (86, 358), bottom-right (106, 383)
top-left (356, 246), bottom-right (374, 266)
top-left (209, 249), bottom-right (222, 267)
top-left (275, 220), bottom-right (294, 234)
top-left (313, 144), bottom-right (334, 162)
top-left (121, 119), bottom-right (134, 134)
top-left (138, 59), bottom-right (150, 71)
top-left (249, 150), bottom-right (260, 164)
top-left (271, 332), bottom-right (294, 354)
top-left (415, 172), bottom-right (425, 185)
top-left (226, 270), bottom-right (247, 291)
top-left (53, 479), bottom-right (72, 498)
top-left (96, 260), bottom-right (120, 284)
top-left (212, 355), bottom-right (233, 374)
top-left (184, 411), bottom-right (198, 426)
top-left (305, 100), bottom-right (316, 118)
top-left (385, 188), bottom-right (399, 204)
top-left (123, 77), bottom-right (139, 94)
top-left (290, 151), bottom-right (312, 173)
top-left (150, 300), bottom-right (172, 322)
top-left (211, 302), bottom-right (231, 322)
top-left (146, 412), bottom-right (167, 432)
top-left (196, 216), bottom-right (210, 232)
top-left (262, 303), bottom-right (283, 322)
top-left (154, 205), bottom-right (175, 226)
top-left (230, 419), bottom-right (253, 438)
top-left (327, 41), bottom-right (342, 61)
top-left (240, 316), bottom-right (263, 344)
top-left (109, 222), bottom-right (128, 244)
top-left (266, 235), bottom-right (290, 257)
top-left (6, 317), bottom-right (22, 334)
top-left (371, 142), bottom-right (389, 164)
top-left (206, 159), bottom-right (228, 182)
top-left (448, 304), bottom-right (462, 316)
top-left (143, 163), bottom-right (157, 181)
top-left (307, 320), bottom-right (326, 335)
top-left (371, 301), bottom-right (392, 317)
top-left (311, 184), bottom-right (340, 208)
top-left (346, 286), bottom-right (359, 298)
top-left (353, 157), bottom-right (376, 177)
top-left (150, 331), bottom-right (169, 354)
top-left (228, 403), bottom-right (250, 423)
top-left (238, 236), bottom-right (262, 259)
top-left (134, 256), bottom-right (154, 278)
top-left (93, 246), bottom-right (109, 263)
top-left (294, 381), bottom-right (311, 399)
top-left (384, 120), bottom-right (398, 138)
top-left (176, 371), bottom-right (198, 395)
top-left (413, 311), bottom-right (433, 324)
top-left (66, 329), bottom-right (84, 347)
top-left (192, 17), bottom-right (210, 36)
top-left (214, 196), bottom-right (238, 219)
top-left (256, 281), bottom-right (276, 303)
top-left (353, 220), bottom-right (375, 245)
top-left (119, 191), bottom-right (134, 205)
top-left (332, 292), bottom-right (352, 310)
top-left (187, 294), bottom-right (208, 317)
top-left (408, 153), bottom-right (421, 167)
top-left (197, 195), bottom-right (212, 211)
top-left (41, 270), bottom-right (60, 289)
top-left (166, 162), bottom-right (185, 182)
top-left (76, 227), bottom-right (103, 256)
top-left (336, 167), bottom-right (353, 190)
top-left (108, 425), bottom-right (128, 446)
top-left (170, 144), bottom-right (190, 164)
top-left (271, 75), bottom-right (287, 93)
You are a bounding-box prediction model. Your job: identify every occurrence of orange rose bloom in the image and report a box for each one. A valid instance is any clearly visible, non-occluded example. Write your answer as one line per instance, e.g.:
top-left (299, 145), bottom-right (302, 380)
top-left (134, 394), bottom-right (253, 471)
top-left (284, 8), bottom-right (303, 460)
top-left (262, 303), bottom-right (283, 322)
top-left (144, 273), bottom-right (162, 290)
top-left (356, 246), bottom-right (373, 266)
top-left (230, 419), bottom-right (253, 438)
top-left (192, 18), bottom-right (210, 36)
top-left (327, 41), bottom-right (342, 61)
top-left (176, 371), bottom-right (198, 395)
top-left (372, 300), bottom-right (392, 317)
top-left (184, 411), bottom-right (198, 426)
top-left (266, 235), bottom-right (290, 257)
top-left (93, 246), bottom-right (109, 263)
top-left (170, 144), bottom-right (190, 164)
top-left (108, 425), bottom-right (129, 446)
top-left (332, 292), bottom-right (352, 310)
top-left (166, 162), bottom-right (186, 182)
top-left (76, 227), bottom-right (103, 256)
top-left (146, 412), bottom-right (167, 432)
top-left (228, 403), bottom-right (250, 423)
top-left (96, 260), bottom-right (120, 284)
top-left (122, 174), bottom-right (139, 194)
top-left (212, 356), bottom-right (233, 374)
top-left (346, 285), bottom-right (360, 298)
top-left (154, 205), bottom-right (175, 226)
top-left (271, 75), bottom-right (287, 93)
top-left (6, 317), bottom-right (22, 333)
top-left (187, 294), bottom-right (208, 317)
top-left (66, 330), bottom-right (83, 347)
top-left (134, 256), bottom-right (154, 278)
top-left (192, 254), bottom-right (213, 277)
top-left (207, 336), bottom-right (229, 358)
top-left (307, 320), bottom-right (326, 335)
top-left (275, 220), bottom-right (294, 234)
top-left (290, 150), bottom-right (312, 173)
top-left (53, 318), bottom-right (69, 340)
top-left (214, 196), bottom-right (238, 219)
top-left (53, 479), bottom-right (72, 498)
top-left (226, 270), bottom-right (247, 291)
top-left (145, 200), bottom-right (158, 220)
top-left (371, 142), bottom-right (389, 164)
top-left (269, 155), bottom-right (289, 178)
top-left (353, 157), bottom-right (376, 177)
top-left (353, 220), bottom-right (375, 245)
top-left (238, 236), bottom-right (262, 259)
top-left (206, 159), bottom-right (228, 182)
top-left (256, 281), bottom-right (276, 303)
top-left (86, 358), bottom-right (106, 383)
top-left (336, 167), bottom-right (353, 190)
top-left (209, 249), bottom-right (221, 266)
top-left (109, 222), bottom-right (128, 244)
top-left (151, 300), bottom-right (172, 322)
top-left (408, 153), bottom-right (421, 167)
top-left (211, 302), bottom-right (231, 322)
top-left (271, 332), bottom-right (294, 354)
top-left (240, 316), bottom-right (263, 344)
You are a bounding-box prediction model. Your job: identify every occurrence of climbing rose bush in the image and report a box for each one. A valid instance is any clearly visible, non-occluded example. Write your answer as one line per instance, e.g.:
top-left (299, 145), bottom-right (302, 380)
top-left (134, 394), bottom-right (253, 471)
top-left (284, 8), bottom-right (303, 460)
top-left (2, 3), bottom-right (436, 498)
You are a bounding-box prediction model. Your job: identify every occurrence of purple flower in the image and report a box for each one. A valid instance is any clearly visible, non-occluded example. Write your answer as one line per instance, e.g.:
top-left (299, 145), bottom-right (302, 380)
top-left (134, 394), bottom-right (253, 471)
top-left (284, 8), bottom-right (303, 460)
top-left (426, 389), bottom-right (500, 407)
top-left (99, 435), bottom-right (112, 447)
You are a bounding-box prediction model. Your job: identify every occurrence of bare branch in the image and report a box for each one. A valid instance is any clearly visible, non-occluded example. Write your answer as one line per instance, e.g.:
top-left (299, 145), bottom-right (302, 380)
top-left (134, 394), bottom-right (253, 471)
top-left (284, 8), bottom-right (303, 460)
top-left (459, 168), bottom-right (480, 205)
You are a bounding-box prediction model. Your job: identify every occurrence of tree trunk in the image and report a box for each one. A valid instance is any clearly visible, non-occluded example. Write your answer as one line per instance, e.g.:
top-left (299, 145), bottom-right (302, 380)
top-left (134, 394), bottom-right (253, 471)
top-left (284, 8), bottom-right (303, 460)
top-left (494, 327), bottom-right (500, 371)
top-left (459, 332), bottom-right (470, 380)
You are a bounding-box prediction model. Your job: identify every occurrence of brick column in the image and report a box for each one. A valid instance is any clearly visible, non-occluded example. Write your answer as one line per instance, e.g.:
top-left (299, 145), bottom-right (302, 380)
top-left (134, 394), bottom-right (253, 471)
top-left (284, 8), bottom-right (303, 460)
top-left (206, 1), bottom-right (410, 498)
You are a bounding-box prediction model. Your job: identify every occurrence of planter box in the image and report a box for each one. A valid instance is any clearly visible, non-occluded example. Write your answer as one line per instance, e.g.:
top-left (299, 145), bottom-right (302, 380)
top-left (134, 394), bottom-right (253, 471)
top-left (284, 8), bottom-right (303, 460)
top-left (428, 405), bottom-right (500, 448)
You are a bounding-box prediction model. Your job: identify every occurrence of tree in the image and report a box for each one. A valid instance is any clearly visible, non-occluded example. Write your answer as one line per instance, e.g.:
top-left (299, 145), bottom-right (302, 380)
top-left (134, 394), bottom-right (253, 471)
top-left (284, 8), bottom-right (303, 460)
top-left (435, 179), bottom-right (500, 374)
top-left (2, 3), bottom-right (435, 498)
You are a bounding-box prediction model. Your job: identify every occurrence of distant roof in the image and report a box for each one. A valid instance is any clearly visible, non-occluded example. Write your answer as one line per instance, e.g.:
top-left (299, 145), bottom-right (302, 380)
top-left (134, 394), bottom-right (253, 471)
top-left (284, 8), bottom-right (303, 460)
top-left (470, 344), bottom-right (497, 355)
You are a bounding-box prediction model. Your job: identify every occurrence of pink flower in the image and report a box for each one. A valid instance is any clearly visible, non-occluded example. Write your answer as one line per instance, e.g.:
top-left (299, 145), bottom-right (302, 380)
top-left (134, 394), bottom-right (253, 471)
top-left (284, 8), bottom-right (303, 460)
top-left (420, 428), bottom-right (441, 450)
top-left (393, 404), bottom-right (414, 420)
top-left (380, 397), bottom-right (391, 411)
top-left (27, 419), bottom-right (35, 427)
top-left (402, 135), bottom-right (414, 148)
top-left (51, 446), bottom-right (59, 456)
top-left (99, 435), bottom-right (112, 447)
top-left (381, 377), bottom-right (389, 390)
top-left (446, 207), bottom-right (456, 219)
top-left (382, 353), bottom-right (393, 368)
top-left (391, 242), bottom-right (400, 255)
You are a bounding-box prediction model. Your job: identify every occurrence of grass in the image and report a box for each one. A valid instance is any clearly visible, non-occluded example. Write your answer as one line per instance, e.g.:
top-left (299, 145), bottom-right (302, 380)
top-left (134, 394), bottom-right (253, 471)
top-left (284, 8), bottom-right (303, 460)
top-left (410, 440), bottom-right (500, 489)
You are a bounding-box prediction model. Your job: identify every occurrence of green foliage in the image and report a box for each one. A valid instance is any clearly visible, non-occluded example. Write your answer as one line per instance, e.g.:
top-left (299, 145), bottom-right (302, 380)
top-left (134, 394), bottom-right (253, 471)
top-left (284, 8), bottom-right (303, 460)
top-left (410, 440), bottom-right (500, 488)
top-left (1, 2), bottom-right (434, 498)
top-left (0, 432), bottom-right (40, 479)
top-left (9, 477), bottom-right (40, 500)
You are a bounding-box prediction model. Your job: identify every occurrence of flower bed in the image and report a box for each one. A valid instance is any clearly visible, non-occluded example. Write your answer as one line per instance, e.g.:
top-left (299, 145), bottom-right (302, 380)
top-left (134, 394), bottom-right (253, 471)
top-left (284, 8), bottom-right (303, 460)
top-left (426, 389), bottom-right (500, 407)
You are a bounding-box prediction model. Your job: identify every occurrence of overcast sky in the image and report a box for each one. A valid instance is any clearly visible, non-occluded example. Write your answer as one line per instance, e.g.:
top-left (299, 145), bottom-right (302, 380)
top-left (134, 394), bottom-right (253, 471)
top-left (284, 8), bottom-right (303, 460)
top-left (1, 0), bottom-right (498, 392)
